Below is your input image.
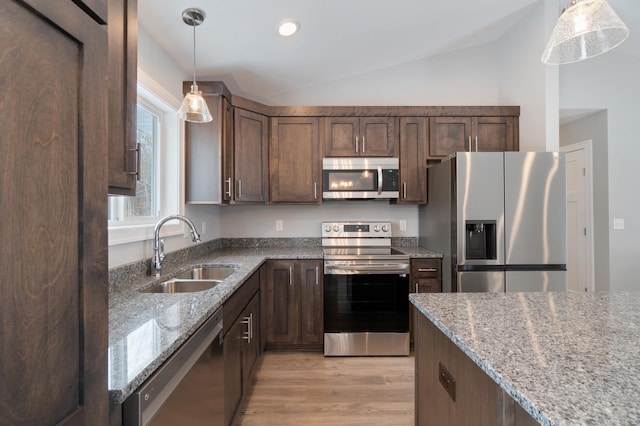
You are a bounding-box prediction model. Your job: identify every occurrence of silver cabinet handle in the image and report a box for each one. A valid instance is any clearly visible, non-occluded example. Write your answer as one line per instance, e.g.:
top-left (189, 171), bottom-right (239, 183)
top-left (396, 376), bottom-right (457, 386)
top-left (403, 182), bottom-right (407, 199)
top-left (237, 179), bottom-right (242, 198)
top-left (377, 166), bottom-right (383, 195)
top-left (315, 265), bottom-right (319, 285)
top-left (127, 142), bottom-right (141, 180)
top-left (415, 283), bottom-right (419, 293)
top-left (242, 315), bottom-right (251, 342)
top-left (225, 177), bottom-right (232, 198)
top-left (362, 136), bottom-right (365, 153)
top-left (314, 182), bottom-right (317, 200)
top-left (468, 136), bottom-right (472, 152)
top-left (289, 266), bottom-right (293, 286)
top-left (418, 268), bottom-right (437, 272)
top-left (355, 136), bottom-right (359, 153)
top-left (475, 136), bottom-right (478, 152)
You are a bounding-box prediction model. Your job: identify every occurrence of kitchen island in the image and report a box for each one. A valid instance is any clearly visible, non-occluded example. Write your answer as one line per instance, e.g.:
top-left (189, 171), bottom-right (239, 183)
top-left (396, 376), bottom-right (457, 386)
top-left (410, 291), bottom-right (640, 425)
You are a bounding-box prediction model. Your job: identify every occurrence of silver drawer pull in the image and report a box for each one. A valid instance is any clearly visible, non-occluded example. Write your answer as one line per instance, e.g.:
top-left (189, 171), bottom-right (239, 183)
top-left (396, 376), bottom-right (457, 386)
top-left (417, 268), bottom-right (437, 272)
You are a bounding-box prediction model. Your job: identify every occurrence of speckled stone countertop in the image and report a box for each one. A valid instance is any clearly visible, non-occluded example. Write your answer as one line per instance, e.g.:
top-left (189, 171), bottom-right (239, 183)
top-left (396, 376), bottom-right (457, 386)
top-left (410, 292), bottom-right (640, 426)
top-left (108, 246), bottom-right (322, 404)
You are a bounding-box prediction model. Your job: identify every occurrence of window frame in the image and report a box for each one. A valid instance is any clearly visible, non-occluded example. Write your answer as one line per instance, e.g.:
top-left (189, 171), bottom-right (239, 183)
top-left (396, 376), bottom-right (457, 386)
top-left (108, 70), bottom-right (184, 246)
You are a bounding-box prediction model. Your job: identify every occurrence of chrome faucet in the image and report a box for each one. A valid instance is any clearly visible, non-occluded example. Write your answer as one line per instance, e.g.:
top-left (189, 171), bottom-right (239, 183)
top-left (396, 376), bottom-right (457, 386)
top-left (153, 214), bottom-right (201, 277)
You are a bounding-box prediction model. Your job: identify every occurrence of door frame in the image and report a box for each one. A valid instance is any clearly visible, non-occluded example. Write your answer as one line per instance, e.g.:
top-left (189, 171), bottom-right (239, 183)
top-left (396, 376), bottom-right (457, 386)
top-left (561, 140), bottom-right (595, 292)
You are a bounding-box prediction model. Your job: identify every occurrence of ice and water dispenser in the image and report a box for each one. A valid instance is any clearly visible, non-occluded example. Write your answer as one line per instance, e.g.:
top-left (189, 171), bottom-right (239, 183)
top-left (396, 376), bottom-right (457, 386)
top-left (465, 220), bottom-right (497, 260)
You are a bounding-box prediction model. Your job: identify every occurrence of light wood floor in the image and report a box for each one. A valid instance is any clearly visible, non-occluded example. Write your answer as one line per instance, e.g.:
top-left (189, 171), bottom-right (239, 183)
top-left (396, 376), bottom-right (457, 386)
top-left (236, 352), bottom-right (415, 425)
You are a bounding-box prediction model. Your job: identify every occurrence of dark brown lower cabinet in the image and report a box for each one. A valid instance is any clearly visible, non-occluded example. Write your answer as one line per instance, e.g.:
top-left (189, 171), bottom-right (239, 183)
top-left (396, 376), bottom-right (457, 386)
top-left (224, 272), bottom-right (261, 425)
top-left (414, 312), bottom-right (537, 426)
top-left (262, 259), bottom-right (323, 350)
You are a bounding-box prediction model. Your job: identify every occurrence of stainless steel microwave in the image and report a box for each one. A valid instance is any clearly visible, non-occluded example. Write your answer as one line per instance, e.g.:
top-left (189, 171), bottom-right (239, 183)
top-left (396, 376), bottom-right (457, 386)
top-left (322, 157), bottom-right (399, 200)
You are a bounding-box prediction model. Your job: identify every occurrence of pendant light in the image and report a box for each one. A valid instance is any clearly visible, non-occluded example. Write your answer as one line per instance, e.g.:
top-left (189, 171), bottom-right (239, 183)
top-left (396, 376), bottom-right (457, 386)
top-left (178, 8), bottom-right (213, 123)
top-left (541, 0), bottom-right (629, 65)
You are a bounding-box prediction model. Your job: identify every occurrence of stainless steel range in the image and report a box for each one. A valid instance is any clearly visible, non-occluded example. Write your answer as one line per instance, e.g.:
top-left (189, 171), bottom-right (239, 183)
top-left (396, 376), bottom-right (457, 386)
top-left (322, 221), bottom-right (410, 356)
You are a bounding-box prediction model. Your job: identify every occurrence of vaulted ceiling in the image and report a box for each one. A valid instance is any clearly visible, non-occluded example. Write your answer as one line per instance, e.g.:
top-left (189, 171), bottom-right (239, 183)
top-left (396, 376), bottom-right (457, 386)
top-left (139, 0), bottom-right (638, 102)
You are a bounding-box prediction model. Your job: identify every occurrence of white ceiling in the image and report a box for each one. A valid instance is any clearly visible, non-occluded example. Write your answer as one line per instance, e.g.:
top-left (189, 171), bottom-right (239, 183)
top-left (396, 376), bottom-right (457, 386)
top-left (139, 0), bottom-right (638, 102)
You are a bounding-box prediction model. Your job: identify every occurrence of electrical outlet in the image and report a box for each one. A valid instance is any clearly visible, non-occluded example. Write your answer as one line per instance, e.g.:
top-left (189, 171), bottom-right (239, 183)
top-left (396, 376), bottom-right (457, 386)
top-left (201, 221), bottom-right (206, 235)
top-left (399, 220), bottom-right (407, 231)
top-left (613, 218), bottom-right (625, 230)
top-left (276, 220), bottom-right (283, 231)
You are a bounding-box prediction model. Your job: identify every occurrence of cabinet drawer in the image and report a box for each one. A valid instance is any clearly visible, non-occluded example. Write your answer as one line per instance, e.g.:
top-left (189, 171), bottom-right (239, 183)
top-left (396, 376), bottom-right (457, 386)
top-left (411, 259), bottom-right (441, 278)
top-left (413, 279), bottom-right (441, 293)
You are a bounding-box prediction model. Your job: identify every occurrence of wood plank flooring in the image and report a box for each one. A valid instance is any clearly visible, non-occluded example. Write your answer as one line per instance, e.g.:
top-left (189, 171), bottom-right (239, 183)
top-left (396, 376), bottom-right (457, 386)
top-left (235, 352), bottom-right (415, 425)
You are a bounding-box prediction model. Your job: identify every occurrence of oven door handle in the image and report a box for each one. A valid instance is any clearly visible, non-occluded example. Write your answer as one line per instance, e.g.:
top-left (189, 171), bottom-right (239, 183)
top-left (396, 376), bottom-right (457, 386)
top-left (325, 263), bottom-right (410, 275)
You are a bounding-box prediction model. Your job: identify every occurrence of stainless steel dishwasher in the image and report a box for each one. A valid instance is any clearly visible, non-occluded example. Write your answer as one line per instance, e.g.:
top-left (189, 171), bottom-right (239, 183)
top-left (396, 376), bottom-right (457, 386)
top-left (123, 308), bottom-right (224, 425)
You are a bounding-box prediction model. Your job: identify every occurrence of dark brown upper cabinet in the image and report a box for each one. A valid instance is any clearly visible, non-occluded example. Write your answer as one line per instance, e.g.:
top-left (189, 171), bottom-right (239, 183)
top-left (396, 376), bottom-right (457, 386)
top-left (428, 116), bottom-right (518, 161)
top-left (233, 108), bottom-right (269, 203)
top-left (323, 117), bottom-right (397, 157)
top-left (398, 117), bottom-right (428, 204)
top-left (108, 0), bottom-right (138, 195)
top-left (270, 117), bottom-right (321, 204)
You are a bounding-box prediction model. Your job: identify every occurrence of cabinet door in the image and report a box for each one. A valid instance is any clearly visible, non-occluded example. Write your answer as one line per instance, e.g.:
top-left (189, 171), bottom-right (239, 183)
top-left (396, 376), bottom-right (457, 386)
top-left (473, 116), bottom-right (517, 152)
top-left (428, 117), bottom-right (471, 159)
top-left (242, 294), bottom-right (261, 394)
top-left (1, 1), bottom-right (108, 423)
top-left (299, 260), bottom-right (323, 345)
top-left (323, 117), bottom-right (359, 156)
top-left (263, 260), bottom-right (298, 344)
top-left (108, 0), bottom-right (138, 195)
top-left (224, 317), bottom-right (243, 425)
top-left (398, 117), bottom-right (427, 204)
top-left (222, 98), bottom-right (234, 203)
top-left (185, 95), bottom-right (224, 204)
top-left (360, 117), bottom-right (397, 157)
top-left (234, 108), bottom-right (268, 203)
top-left (270, 117), bottom-right (321, 203)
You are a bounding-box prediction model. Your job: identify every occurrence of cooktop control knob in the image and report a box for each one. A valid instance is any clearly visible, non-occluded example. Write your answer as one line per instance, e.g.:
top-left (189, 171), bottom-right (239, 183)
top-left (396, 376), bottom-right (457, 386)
top-left (324, 224), bottom-right (332, 233)
top-left (381, 224), bottom-right (389, 232)
top-left (333, 224), bottom-right (340, 232)
top-left (373, 225), bottom-right (380, 232)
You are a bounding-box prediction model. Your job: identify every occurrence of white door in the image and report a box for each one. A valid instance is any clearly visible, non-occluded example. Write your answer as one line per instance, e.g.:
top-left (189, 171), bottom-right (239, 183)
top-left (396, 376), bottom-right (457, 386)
top-left (561, 141), bottom-right (594, 292)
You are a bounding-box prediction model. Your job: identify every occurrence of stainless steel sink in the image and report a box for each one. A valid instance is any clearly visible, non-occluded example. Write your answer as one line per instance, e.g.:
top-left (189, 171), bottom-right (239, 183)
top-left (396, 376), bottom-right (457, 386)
top-left (173, 265), bottom-right (236, 281)
top-left (140, 279), bottom-right (221, 293)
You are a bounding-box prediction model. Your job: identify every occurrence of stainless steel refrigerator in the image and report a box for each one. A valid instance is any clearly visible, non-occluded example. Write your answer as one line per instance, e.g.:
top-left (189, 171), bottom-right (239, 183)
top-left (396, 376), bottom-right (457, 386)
top-left (418, 152), bottom-right (567, 293)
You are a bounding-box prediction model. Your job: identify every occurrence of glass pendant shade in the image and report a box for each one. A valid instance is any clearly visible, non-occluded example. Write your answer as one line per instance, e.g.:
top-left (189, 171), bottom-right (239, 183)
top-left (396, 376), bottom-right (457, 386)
top-left (542, 0), bottom-right (629, 64)
top-left (178, 83), bottom-right (212, 123)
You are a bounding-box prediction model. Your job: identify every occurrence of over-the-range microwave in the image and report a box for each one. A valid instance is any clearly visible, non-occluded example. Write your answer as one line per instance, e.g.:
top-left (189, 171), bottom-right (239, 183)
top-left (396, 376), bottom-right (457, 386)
top-left (322, 157), bottom-right (399, 200)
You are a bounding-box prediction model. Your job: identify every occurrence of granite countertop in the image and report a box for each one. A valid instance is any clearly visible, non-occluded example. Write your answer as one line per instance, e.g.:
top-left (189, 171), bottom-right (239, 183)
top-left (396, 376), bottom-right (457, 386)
top-left (108, 247), bottom-right (322, 404)
top-left (410, 292), bottom-right (640, 426)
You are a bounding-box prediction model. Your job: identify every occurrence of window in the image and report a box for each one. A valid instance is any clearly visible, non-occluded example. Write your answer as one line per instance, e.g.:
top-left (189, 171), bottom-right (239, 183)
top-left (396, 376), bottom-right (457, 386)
top-left (108, 81), bottom-right (181, 246)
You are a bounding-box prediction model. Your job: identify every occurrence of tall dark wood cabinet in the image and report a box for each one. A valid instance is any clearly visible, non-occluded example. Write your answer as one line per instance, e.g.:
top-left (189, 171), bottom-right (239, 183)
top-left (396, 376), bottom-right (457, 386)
top-left (108, 0), bottom-right (138, 195)
top-left (270, 117), bottom-right (321, 204)
top-left (0, 1), bottom-right (108, 424)
top-left (233, 108), bottom-right (269, 203)
top-left (398, 117), bottom-right (428, 204)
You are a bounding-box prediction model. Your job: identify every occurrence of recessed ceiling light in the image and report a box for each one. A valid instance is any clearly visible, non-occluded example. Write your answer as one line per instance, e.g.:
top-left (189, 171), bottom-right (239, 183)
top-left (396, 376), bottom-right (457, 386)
top-left (278, 20), bottom-right (299, 37)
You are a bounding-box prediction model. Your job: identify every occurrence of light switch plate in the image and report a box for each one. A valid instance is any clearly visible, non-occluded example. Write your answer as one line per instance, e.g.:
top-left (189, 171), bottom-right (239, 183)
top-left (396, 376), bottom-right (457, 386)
top-left (276, 220), bottom-right (283, 231)
top-left (613, 218), bottom-right (625, 230)
top-left (399, 220), bottom-right (407, 231)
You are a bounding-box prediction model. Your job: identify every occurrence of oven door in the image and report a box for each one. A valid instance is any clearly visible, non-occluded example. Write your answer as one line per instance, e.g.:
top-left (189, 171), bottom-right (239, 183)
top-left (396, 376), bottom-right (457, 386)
top-left (323, 273), bottom-right (409, 333)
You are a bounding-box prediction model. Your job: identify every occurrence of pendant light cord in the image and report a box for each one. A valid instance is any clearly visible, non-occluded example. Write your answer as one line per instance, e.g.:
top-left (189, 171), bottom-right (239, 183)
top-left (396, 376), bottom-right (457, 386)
top-left (192, 21), bottom-right (197, 86)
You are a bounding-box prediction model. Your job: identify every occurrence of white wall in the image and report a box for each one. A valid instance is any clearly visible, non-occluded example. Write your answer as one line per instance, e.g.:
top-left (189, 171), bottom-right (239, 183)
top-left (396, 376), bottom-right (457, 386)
top-left (496, 0), bottom-right (559, 152)
top-left (560, 51), bottom-right (640, 291)
top-left (560, 111), bottom-right (610, 291)
top-left (218, 203), bottom-right (419, 238)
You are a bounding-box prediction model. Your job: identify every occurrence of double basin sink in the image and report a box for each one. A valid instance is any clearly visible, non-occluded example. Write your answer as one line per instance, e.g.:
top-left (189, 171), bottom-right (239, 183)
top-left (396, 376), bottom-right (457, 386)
top-left (140, 265), bottom-right (236, 293)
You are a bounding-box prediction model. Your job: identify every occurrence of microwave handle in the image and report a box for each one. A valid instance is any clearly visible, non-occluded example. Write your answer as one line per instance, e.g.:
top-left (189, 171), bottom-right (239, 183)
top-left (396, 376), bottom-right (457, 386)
top-left (378, 166), bottom-right (383, 195)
